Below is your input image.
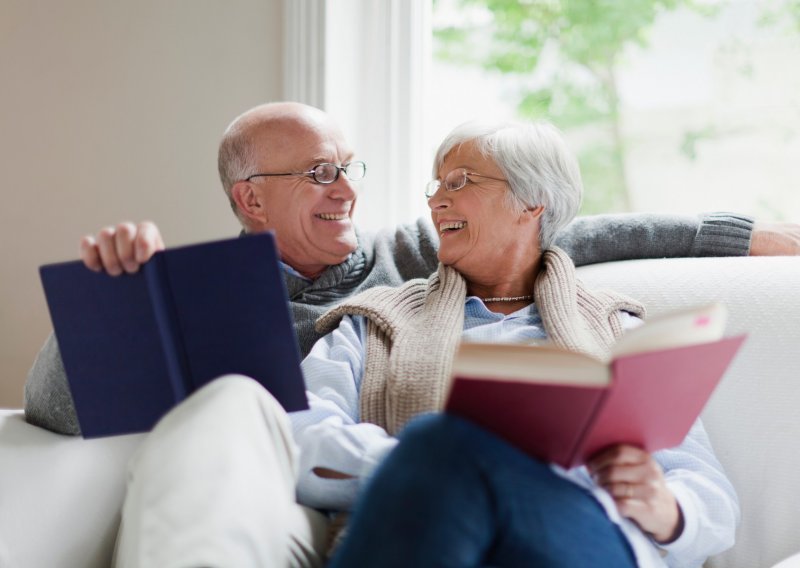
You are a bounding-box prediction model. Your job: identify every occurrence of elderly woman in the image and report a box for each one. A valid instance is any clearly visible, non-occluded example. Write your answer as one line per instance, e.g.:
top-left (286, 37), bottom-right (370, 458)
top-left (291, 120), bottom-right (739, 567)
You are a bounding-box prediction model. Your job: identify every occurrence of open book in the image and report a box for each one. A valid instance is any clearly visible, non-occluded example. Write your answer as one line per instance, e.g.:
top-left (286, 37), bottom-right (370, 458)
top-left (39, 233), bottom-right (308, 438)
top-left (444, 303), bottom-right (746, 469)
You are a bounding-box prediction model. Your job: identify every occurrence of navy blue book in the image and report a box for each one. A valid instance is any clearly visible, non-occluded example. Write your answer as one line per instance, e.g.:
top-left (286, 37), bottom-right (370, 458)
top-left (39, 232), bottom-right (308, 438)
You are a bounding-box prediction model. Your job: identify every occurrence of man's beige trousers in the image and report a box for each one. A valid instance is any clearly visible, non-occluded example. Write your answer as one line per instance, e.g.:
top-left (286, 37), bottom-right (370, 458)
top-left (114, 375), bottom-right (328, 568)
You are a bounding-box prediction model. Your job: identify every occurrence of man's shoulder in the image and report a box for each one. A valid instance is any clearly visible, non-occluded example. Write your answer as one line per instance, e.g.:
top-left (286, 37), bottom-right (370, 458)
top-left (367, 218), bottom-right (438, 273)
top-left (352, 218), bottom-right (439, 286)
top-left (359, 217), bottom-right (435, 247)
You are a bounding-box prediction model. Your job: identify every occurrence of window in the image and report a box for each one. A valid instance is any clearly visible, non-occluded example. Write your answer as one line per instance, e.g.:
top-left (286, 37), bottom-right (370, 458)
top-left (286, 0), bottom-right (800, 228)
top-left (283, 0), bottom-right (433, 232)
top-left (430, 0), bottom-right (800, 219)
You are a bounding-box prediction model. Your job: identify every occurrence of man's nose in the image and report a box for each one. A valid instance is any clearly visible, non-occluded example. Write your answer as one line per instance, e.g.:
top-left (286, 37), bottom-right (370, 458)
top-left (326, 174), bottom-right (358, 200)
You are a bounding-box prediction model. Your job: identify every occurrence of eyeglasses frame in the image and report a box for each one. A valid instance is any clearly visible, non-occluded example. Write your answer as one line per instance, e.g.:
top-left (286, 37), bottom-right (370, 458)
top-left (245, 161), bottom-right (367, 185)
top-left (425, 168), bottom-right (507, 199)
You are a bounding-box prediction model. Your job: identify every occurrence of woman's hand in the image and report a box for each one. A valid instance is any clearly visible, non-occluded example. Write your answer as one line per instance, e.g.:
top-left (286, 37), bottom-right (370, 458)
top-left (586, 444), bottom-right (683, 544)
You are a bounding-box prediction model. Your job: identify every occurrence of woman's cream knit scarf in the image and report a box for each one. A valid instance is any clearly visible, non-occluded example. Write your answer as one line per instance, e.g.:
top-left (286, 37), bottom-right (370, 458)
top-left (316, 246), bottom-right (645, 435)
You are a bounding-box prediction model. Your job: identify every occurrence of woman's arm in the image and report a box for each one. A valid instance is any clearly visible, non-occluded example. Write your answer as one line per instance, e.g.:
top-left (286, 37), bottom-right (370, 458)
top-left (589, 419), bottom-right (739, 567)
top-left (652, 419), bottom-right (740, 567)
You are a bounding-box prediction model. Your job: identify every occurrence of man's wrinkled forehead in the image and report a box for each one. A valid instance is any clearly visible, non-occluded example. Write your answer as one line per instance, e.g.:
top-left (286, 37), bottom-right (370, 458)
top-left (252, 115), bottom-right (354, 167)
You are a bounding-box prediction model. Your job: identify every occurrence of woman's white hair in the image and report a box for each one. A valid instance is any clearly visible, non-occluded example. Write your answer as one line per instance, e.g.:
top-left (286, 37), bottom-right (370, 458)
top-left (432, 120), bottom-right (583, 250)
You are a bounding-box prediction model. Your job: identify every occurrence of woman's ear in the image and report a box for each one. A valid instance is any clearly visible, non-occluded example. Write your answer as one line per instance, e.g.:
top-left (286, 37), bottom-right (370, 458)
top-left (231, 181), bottom-right (268, 225)
top-left (522, 205), bottom-right (545, 219)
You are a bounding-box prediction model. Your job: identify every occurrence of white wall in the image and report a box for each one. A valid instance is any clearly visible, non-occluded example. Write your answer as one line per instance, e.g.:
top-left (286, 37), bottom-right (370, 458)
top-left (0, 0), bottom-right (284, 406)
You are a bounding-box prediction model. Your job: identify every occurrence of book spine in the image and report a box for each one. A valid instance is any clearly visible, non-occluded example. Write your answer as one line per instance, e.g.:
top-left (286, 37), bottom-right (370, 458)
top-left (145, 254), bottom-right (193, 401)
top-left (566, 389), bottom-right (611, 469)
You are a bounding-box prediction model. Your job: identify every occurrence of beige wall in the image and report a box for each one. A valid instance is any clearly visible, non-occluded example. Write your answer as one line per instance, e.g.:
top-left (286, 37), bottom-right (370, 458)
top-left (0, 0), bottom-right (284, 406)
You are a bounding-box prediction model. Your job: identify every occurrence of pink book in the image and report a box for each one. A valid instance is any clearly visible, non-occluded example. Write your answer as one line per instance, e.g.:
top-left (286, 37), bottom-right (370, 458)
top-left (444, 303), bottom-right (746, 469)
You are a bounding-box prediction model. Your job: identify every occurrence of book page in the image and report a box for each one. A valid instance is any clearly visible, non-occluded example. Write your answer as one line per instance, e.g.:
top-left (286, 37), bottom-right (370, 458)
top-left (452, 342), bottom-right (610, 386)
top-left (611, 303), bottom-right (728, 359)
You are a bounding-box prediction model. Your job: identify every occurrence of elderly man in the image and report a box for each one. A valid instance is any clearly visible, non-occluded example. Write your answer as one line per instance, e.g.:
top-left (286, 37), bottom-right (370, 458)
top-left (22, 102), bottom-right (799, 567)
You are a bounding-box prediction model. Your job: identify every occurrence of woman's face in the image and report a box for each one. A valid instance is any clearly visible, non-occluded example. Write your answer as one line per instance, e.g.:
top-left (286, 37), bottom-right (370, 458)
top-left (428, 141), bottom-right (540, 279)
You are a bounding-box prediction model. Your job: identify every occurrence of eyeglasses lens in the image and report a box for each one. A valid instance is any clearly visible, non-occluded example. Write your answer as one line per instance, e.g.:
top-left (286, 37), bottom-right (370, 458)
top-left (425, 168), bottom-right (469, 198)
top-left (313, 164), bottom-right (339, 184)
top-left (345, 161), bottom-right (366, 181)
top-left (313, 162), bottom-right (366, 184)
top-left (444, 169), bottom-right (468, 191)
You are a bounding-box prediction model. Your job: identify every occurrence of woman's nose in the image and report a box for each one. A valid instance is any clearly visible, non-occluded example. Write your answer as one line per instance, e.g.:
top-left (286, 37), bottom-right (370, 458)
top-left (427, 188), bottom-right (451, 211)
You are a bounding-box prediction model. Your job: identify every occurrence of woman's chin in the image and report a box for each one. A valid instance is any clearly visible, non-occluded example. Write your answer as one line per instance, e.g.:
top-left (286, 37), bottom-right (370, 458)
top-left (437, 250), bottom-right (455, 266)
top-left (437, 251), bottom-right (466, 272)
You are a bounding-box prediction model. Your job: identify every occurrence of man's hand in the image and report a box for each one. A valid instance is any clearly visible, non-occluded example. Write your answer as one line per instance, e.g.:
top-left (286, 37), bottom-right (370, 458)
top-left (80, 221), bottom-right (165, 275)
top-left (750, 221), bottom-right (800, 256)
top-left (587, 445), bottom-right (683, 544)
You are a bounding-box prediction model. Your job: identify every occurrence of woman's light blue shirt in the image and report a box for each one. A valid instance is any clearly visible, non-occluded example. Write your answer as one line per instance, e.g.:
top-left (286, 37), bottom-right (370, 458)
top-left (289, 297), bottom-right (739, 567)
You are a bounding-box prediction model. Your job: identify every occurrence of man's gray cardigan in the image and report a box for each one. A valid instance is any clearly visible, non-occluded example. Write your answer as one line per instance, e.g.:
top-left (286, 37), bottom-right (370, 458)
top-left (23, 213), bottom-right (754, 435)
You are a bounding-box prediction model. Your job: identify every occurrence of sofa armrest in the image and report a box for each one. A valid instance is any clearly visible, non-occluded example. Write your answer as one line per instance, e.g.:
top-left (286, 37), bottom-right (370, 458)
top-left (0, 409), bottom-right (143, 568)
top-left (578, 256), bottom-right (800, 568)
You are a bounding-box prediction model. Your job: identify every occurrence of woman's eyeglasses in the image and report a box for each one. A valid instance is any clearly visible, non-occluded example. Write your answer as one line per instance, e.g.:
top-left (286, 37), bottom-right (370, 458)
top-left (425, 168), bottom-right (507, 198)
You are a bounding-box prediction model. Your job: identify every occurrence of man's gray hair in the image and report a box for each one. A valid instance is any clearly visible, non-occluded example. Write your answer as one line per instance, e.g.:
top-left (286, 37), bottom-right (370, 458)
top-left (432, 120), bottom-right (583, 250)
top-left (218, 114), bottom-right (257, 224)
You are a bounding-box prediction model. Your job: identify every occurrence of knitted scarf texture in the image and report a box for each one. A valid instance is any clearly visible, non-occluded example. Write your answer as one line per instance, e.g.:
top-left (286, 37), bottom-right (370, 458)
top-left (316, 246), bottom-right (645, 436)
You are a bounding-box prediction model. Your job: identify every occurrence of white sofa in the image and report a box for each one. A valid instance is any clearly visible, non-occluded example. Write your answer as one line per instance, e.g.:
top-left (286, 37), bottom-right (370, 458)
top-left (1, 256), bottom-right (799, 568)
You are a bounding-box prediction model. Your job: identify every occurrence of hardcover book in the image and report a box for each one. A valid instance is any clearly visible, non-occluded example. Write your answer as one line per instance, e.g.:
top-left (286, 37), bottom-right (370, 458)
top-left (39, 232), bottom-right (308, 438)
top-left (444, 303), bottom-right (745, 469)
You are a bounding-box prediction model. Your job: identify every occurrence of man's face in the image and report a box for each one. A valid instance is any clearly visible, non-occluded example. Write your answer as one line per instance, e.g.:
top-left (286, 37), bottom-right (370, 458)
top-left (245, 116), bottom-right (360, 278)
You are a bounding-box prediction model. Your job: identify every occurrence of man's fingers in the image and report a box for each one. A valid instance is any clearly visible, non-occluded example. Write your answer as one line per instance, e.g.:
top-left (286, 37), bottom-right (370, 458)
top-left (750, 221), bottom-right (800, 256)
top-left (79, 236), bottom-right (102, 272)
top-left (95, 226), bottom-right (123, 276)
top-left (134, 221), bottom-right (165, 264)
top-left (78, 221), bottom-right (164, 276)
top-left (115, 222), bottom-right (139, 273)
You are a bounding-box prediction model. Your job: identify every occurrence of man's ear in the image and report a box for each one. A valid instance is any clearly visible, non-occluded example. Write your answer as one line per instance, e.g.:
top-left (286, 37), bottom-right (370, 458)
top-left (231, 181), bottom-right (268, 225)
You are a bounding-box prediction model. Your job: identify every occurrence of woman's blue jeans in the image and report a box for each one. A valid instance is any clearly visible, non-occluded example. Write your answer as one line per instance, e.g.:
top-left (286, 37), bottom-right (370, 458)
top-left (328, 413), bottom-right (637, 568)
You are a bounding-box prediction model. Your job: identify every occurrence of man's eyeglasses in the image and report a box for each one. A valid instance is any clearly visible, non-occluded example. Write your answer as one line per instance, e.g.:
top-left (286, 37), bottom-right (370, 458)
top-left (245, 161), bottom-right (367, 185)
top-left (425, 168), bottom-right (507, 198)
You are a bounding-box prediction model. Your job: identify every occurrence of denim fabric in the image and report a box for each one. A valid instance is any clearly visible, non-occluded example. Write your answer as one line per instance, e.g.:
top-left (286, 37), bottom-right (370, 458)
top-left (329, 413), bottom-right (636, 568)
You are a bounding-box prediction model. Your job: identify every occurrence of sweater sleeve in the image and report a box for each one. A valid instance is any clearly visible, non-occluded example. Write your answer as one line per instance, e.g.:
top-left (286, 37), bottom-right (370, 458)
top-left (553, 213), bottom-right (754, 267)
top-left (23, 332), bottom-right (82, 435)
top-left (369, 218), bottom-right (441, 282)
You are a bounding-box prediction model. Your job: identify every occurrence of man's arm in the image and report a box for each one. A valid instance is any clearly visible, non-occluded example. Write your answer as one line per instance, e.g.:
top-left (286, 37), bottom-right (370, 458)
top-left (416, 212), bottom-right (798, 270)
top-left (24, 333), bottom-right (81, 435)
top-left (553, 213), bottom-right (755, 267)
top-left (24, 221), bottom-right (164, 435)
top-left (749, 221), bottom-right (800, 256)
top-left (292, 315), bottom-right (398, 511)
